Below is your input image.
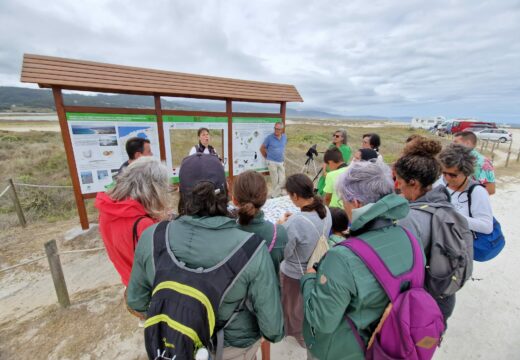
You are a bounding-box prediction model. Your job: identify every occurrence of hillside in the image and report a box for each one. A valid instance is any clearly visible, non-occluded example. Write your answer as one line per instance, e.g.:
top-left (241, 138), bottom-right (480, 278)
top-left (0, 86), bottom-right (407, 121)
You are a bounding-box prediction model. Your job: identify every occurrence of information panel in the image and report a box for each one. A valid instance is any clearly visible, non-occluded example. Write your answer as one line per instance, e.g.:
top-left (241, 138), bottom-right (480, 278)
top-left (66, 112), bottom-right (160, 194)
top-left (232, 117), bottom-right (280, 176)
top-left (163, 115), bottom-right (229, 181)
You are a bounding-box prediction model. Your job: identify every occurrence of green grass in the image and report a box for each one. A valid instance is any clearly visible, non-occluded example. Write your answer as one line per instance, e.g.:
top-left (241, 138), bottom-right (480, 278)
top-left (0, 121), bottom-right (515, 230)
top-left (0, 130), bottom-right (93, 229)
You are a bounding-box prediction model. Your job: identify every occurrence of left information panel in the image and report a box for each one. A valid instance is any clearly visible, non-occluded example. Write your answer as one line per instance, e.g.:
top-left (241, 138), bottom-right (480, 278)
top-left (66, 112), bottom-right (160, 194)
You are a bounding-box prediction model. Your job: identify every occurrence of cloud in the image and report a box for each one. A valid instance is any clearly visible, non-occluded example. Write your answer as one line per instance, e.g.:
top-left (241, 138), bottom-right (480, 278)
top-left (1, 0), bottom-right (519, 122)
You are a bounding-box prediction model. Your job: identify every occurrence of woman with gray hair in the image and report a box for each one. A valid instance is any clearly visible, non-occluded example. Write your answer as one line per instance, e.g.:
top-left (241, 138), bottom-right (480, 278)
top-left (300, 161), bottom-right (421, 359)
top-left (95, 156), bottom-right (170, 287)
top-left (435, 143), bottom-right (493, 234)
top-left (317, 129), bottom-right (352, 195)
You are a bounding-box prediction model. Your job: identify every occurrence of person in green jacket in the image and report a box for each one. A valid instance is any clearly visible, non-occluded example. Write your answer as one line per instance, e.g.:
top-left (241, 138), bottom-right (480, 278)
top-left (317, 129), bottom-right (352, 195)
top-left (232, 169), bottom-right (288, 360)
top-left (127, 154), bottom-right (284, 359)
top-left (301, 160), bottom-right (415, 360)
top-left (232, 170), bottom-right (288, 276)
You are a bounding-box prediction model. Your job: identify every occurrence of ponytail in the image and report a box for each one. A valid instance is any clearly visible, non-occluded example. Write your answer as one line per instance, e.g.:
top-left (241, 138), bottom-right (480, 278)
top-left (237, 202), bottom-right (259, 226)
top-left (301, 195), bottom-right (327, 219)
top-left (232, 170), bottom-right (267, 226)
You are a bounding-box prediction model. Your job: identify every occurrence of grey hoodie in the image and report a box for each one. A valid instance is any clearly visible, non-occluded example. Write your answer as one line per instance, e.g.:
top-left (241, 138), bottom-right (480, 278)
top-left (399, 185), bottom-right (452, 253)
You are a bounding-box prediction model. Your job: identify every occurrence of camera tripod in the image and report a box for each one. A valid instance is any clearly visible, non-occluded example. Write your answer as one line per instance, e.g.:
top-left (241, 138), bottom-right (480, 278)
top-left (301, 156), bottom-right (319, 177)
top-left (301, 144), bottom-right (320, 179)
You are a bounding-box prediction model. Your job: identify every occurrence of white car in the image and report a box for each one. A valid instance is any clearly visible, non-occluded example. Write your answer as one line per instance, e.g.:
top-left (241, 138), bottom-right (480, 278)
top-left (475, 129), bottom-right (512, 143)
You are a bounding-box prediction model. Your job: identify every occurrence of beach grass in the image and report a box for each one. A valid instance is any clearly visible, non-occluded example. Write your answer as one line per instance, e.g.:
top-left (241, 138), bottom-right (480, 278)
top-left (0, 121), bottom-right (515, 230)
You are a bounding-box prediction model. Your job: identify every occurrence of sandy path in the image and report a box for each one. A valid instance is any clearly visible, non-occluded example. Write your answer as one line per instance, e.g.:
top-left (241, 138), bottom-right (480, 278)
top-left (1, 182), bottom-right (519, 359)
top-left (1, 121), bottom-right (519, 359)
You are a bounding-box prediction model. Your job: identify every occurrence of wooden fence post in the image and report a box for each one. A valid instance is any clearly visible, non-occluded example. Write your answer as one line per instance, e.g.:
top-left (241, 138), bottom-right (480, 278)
top-left (7, 179), bottom-right (26, 227)
top-left (490, 141), bottom-right (497, 162)
top-left (44, 240), bottom-right (71, 308)
top-left (505, 140), bottom-right (513, 167)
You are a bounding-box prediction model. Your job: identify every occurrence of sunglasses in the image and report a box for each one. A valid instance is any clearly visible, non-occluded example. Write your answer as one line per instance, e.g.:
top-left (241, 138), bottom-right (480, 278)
top-left (442, 171), bottom-right (460, 178)
top-left (333, 134), bottom-right (342, 138)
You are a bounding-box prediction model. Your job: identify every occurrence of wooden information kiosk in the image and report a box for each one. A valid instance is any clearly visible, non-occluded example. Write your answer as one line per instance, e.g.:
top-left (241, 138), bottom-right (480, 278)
top-left (20, 54), bottom-right (303, 229)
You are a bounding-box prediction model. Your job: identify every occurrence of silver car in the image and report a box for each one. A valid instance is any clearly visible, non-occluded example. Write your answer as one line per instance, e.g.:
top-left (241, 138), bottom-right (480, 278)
top-left (475, 129), bottom-right (512, 143)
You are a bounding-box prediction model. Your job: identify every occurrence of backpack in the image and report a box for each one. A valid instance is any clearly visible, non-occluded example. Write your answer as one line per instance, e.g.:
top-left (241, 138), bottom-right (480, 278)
top-left (467, 184), bottom-right (506, 261)
top-left (298, 214), bottom-right (330, 272)
top-left (144, 221), bottom-right (263, 360)
top-left (409, 202), bottom-right (473, 298)
top-left (337, 227), bottom-right (445, 360)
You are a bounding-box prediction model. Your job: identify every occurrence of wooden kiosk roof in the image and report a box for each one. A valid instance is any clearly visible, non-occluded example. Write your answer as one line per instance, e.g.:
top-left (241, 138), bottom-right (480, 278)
top-left (20, 54), bottom-right (303, 103)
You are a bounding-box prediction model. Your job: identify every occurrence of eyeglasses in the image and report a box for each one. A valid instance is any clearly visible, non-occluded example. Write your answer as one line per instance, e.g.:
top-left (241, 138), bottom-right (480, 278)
top-left (442, 171), bottom-right (460, 178)
top-left (274, 127), bottom-right (283, 131)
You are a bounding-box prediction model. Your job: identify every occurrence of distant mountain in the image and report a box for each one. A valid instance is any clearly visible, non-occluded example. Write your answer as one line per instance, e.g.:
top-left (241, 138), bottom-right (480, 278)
top-left (0, 86), bottom-right (410, 121)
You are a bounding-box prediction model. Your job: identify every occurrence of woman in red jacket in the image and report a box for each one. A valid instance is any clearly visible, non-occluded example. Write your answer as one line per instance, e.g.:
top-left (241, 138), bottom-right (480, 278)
top-left (95, 157), bottom-right (170, 286)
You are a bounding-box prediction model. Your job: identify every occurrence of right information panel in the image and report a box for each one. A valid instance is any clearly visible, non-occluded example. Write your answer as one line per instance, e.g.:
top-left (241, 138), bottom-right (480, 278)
top-left (232, 117), bottom-right (281, 176)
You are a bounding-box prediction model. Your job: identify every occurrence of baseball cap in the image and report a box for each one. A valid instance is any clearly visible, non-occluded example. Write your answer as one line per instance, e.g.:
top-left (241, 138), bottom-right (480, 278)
top-left (179, 153), bottom-right (226, 194)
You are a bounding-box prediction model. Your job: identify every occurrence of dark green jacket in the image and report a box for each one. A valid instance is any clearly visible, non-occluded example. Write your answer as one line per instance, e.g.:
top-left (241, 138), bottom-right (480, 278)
top-left (301, 194), bottom-right (415, 360)
top-left (237, 211), bottom-right (288, 276)
top-left (127, 215), bottom-right (284, 348)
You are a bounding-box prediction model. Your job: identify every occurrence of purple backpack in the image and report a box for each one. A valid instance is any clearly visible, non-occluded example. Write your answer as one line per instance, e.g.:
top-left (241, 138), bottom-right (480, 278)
top-left (337, 227), bottom-right (445, 360)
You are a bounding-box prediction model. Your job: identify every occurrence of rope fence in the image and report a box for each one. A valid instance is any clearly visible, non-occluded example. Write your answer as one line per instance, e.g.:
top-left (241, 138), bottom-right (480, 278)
top-left (0, 255), bottom-right (47, 273)
top-left (1, 179), bottom-right (75, 228)
top-left (0, 246), bottom-right (105, 274)
top-left (14, 183), bottom-right (73, 189)
top-left (0, 185), bottom-right (10, 199)
top-left (1, 239), bottom-right (106, 308)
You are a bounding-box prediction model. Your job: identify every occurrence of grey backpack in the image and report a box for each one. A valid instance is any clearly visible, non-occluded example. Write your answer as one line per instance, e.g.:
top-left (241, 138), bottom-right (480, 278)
top-left (410, 202), bottom-right (473, 298)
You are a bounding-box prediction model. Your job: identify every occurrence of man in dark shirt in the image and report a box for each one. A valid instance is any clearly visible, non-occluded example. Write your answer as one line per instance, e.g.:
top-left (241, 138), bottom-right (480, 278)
top-left (117, 137), bottom-right (152, 175)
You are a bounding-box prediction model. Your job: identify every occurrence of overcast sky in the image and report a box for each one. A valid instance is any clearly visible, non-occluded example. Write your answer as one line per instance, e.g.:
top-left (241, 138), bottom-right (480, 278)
top-left (1, 0), bottom-right (519, 122)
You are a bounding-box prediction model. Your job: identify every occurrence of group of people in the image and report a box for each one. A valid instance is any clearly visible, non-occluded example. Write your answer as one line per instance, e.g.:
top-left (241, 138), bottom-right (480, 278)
top-left (94, 124), bottom-right (501, 360)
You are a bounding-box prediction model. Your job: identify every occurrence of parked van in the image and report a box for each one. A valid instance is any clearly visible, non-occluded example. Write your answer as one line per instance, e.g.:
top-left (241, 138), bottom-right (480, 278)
top-left (449, 119), bottom-right (497, 134)
top-left (411, 116), bottom-right (446, 130)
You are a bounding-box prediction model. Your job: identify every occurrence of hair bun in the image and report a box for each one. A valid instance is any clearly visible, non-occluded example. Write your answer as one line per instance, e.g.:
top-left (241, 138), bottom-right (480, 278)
top-left (403, 138), bottom-right (442, 157)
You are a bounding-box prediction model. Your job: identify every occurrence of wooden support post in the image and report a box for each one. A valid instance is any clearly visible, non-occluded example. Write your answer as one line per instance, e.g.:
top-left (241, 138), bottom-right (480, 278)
top-left (261, 341), bottom-right (271, 360)
top-left (280, 102), bottom-right (287, 128)
top-left (480, 140), bottom-right (485, 152)
top-left (516, 148), bottom-right (520, 162)
top-left (44, 240), bottom-right (70, 308)
top-left (226, 99), bottom-right (234, 189)
top-left (505, 140), bottom-right (513, 167)
top-left (52, 87), bottom-right (89, 230)
top-left (7, 178), bottom-right (26, 227)
top-left (154, 95), bottom-right (166, 161)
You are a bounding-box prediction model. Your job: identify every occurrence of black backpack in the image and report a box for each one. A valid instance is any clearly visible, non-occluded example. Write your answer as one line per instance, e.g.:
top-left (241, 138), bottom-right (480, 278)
top-left (409, 202), bottom-right (473, 298)
top-left (144, 221), bottom-right (263, 360)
